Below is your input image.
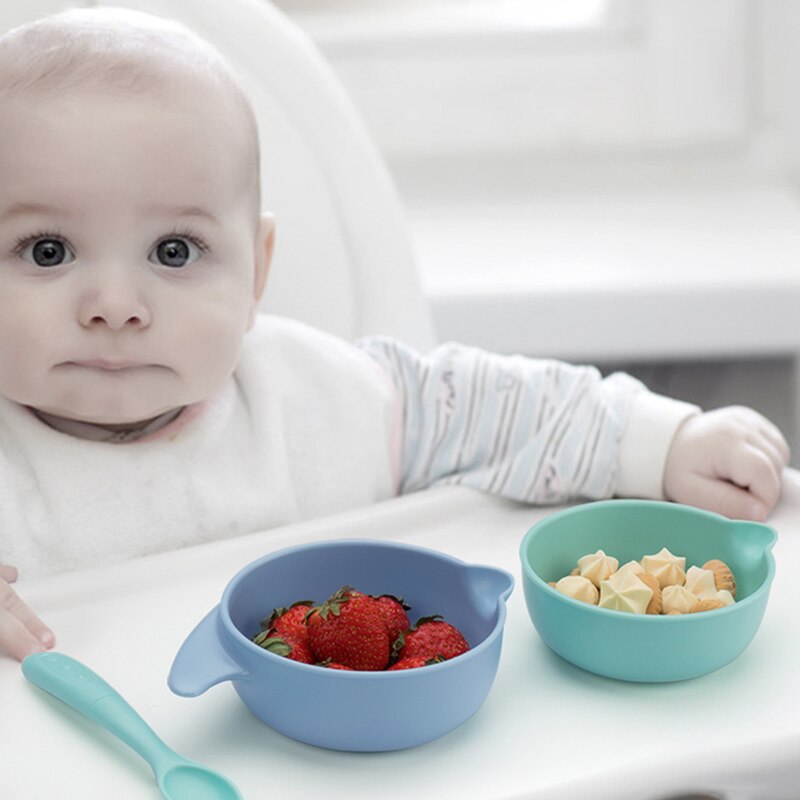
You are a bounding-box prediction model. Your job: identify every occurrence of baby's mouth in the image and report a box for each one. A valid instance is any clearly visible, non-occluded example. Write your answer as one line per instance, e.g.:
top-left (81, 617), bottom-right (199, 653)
top-left (63, 359), bottom-right (152, 372)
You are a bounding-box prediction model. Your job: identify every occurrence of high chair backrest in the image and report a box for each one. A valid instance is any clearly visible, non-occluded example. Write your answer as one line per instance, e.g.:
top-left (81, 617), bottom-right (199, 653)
top-left (0, 0), bottom-right (436, 350)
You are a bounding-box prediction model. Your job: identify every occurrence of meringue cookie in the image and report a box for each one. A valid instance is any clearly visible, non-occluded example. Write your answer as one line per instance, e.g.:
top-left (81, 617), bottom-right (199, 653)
top-left (598, 570), bottom-right (653, 614)
top-left (662, 584), bottom-right (700, 614)
top-left (616, 560), bottom-right (645, 579)
top-left (554, 575), bottom-right (599, 605)
top-left (641, 547), bottom-right (686, 588)
top-left (715, 589), bottom-right (735, 607)
top-left (577, 549), bottom-right (619, 587)
top-left (685, 566), bottom-right (718, 599)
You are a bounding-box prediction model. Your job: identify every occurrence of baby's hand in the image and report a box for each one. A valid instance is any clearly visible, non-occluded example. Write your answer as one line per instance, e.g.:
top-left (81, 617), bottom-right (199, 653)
top-left (663, 406), bottom-right (790, 521)
top-left (0, 564), bottom-right (55, 661)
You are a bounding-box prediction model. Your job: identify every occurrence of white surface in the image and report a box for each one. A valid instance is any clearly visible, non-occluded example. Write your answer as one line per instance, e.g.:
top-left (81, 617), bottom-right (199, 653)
top-left (409, 173), bottom-right (800, 362)
top-left (4, 476), bottom-right (800, 799)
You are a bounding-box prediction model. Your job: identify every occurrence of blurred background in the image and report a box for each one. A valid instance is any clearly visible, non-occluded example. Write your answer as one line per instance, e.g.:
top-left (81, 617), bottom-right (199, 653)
top-left (271, 0), bottom-right (800, 463)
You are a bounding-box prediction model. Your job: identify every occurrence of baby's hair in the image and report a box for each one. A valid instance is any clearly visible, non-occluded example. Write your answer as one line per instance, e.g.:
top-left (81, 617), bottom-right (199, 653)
top-left (0, 6), bottom-right (261, 220)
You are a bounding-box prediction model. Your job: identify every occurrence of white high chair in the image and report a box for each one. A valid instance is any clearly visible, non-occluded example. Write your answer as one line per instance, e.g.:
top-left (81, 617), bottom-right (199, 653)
top-left (0, 0), bottom-right (436, 351)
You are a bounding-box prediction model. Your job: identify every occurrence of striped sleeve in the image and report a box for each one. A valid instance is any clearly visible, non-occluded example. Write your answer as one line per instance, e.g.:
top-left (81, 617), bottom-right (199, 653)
top-left (358, 337), bottom-right (646, 504)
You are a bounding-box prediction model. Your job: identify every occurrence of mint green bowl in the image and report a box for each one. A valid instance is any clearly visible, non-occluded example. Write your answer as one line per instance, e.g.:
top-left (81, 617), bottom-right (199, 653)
top-left (519, 500), bottom-right (777, 682)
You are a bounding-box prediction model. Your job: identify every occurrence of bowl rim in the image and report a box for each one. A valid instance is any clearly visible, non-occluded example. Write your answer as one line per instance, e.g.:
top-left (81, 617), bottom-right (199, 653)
top-left (519, 499), bottom-right (777, 622)
top-left (219, 537), bottom-right (515, 677)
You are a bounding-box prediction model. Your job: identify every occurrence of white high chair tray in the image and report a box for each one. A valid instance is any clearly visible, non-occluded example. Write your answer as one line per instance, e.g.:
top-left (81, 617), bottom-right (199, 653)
top-left (3, 477), bottom-right (800, 799)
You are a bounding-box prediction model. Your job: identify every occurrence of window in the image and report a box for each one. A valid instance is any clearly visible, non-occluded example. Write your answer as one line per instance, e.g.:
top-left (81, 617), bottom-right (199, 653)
top-left (274, 0), bottom-right (616, 43)
top-left (269, 0), bottom-right (749, 162)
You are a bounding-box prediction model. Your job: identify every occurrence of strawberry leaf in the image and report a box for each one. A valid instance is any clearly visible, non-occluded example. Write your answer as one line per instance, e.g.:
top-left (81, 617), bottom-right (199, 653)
top-left (412, 614), bottom-right (444, 630)
top-left (253, 633), bottom-right (293, 657)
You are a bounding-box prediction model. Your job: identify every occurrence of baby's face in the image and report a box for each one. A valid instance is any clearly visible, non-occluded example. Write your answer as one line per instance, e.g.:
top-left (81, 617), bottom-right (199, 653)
top-left (0, 86), bottom-right (269, 425)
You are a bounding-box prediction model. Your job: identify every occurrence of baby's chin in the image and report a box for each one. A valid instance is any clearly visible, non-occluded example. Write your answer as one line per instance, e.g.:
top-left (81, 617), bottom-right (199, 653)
top-left (83, 411), bottom-right (181, 432)
top-left (33, 403), bottom-right (183, 431)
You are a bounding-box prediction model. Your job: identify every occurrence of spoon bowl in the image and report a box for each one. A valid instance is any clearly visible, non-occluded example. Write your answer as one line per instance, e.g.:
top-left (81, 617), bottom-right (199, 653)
top-left (160, 764), bottom-right (243, 800)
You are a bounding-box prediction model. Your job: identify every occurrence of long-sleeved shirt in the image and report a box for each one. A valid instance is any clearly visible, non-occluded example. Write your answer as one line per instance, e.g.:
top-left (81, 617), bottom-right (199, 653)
top-left (0, 315), bottom-right (696, 577)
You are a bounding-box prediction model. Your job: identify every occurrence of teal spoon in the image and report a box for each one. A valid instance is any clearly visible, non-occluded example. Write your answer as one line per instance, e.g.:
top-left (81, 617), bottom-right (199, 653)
top-left (22, 652), bottom-right (242, 800)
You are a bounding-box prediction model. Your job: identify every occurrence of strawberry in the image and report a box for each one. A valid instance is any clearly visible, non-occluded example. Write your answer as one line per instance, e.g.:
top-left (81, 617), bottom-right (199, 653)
top-left (387, 655), bottom-right (445, 671)
top-left (317, 660), bottom-right (355, 671)
top-left (252, 631), bottom-right (315, 664)
top-left (306, 586), bottom-right (391, 671)
top-left (397, 616), bottom-right (469, 661)
top-left (263, 601), bottom-right (313, 643)
top-left (254, 601), bottom-right (315, 664)
top-left (372, 594), bottom-right (411, 643)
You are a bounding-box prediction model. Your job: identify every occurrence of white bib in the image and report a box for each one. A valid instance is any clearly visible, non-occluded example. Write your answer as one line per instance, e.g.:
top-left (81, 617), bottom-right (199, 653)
top-left (0, 316), bottom-right (397, 577)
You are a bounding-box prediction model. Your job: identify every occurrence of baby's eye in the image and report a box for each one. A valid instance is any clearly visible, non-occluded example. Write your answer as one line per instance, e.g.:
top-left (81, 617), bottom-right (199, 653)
top-left (17, 237), bottom-right (75, 268)
top-left (149, 237), bottom-right (203, 268)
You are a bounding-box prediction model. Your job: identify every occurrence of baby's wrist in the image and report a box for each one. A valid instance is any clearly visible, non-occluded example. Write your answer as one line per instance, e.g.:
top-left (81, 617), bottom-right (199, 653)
top-left (616, 391), bottom-right (700, 500)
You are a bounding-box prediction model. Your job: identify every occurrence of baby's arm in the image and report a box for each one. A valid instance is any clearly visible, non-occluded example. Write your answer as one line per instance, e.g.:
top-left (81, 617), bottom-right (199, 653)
top-left (663, 406), bottom-right (789, 521)
top-left (360, 338), bottom-right (788, 519)
top-left (361, 338), bottom-right (668, 504)
top-left (0, 564), bottom-right (55, 661)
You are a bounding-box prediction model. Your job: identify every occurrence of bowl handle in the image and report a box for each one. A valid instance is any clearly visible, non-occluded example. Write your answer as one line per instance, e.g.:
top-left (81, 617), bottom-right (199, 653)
top-left (730, 521), bottom-right (778, 567)
top-left (167, 606), bottom-right (248, 697)
top-left (466, 565), bottom-right (515, 617)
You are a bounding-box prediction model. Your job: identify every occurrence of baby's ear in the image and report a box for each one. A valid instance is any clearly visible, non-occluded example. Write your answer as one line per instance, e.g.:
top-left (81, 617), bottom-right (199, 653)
top-left (248, 212), bottom-right (275, 329)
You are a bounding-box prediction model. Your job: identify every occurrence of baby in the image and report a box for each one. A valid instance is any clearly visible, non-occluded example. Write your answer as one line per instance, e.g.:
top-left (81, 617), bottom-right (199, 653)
top-left (0, 9), bottom-right (789, 661)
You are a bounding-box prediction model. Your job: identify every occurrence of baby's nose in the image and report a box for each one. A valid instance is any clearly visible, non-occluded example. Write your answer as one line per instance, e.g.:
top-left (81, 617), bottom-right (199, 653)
top-left (77, 284), bottom-right (152, 331)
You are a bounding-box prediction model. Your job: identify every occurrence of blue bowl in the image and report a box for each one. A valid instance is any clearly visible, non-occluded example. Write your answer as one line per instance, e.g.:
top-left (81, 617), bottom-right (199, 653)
top-left (519, 500), bottom-right (777, 682)
top-left (169, 539), bottom-right (514, 751)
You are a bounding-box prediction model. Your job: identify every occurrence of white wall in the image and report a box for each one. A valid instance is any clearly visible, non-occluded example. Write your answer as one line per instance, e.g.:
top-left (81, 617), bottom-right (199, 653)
top-left (758, 0), bottom-right (800, 175)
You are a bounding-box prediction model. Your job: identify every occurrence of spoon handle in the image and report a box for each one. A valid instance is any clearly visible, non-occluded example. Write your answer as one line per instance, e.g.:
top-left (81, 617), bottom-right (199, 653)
top-left (22, 652), bottom-right (174, 773)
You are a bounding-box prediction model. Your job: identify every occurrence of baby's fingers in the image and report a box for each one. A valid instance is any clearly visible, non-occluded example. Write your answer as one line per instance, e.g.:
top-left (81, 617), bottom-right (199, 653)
top-left (748, 433), bottom-right (788, 477)
top-left (0, 581), bottom-right (54, 661)
top-left (678, 475), bottom-right (766, 521)
top-left (0, 611), bottom-right (47, 662)
top-left (723, 444), bottom-right (782, 516)
top-left (755, 415), bottom-right (791, 465)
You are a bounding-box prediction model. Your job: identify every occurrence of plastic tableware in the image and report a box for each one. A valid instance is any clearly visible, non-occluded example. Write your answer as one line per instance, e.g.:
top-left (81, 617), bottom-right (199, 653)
top-left (22, 652), bottom-right (242, 800)
top-left (169, 538), bottom-right (514, 751)
top-left (519, 499), bottom-right (777, 682)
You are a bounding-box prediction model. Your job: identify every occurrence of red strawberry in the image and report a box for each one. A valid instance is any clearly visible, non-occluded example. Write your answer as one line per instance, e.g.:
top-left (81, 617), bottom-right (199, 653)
top-left (387, 655), bottom-right (445, 671)
top-left (306, 586), bottom-right (391, 671)
top-left (372, 594), bottom-right (411, 643)
top-left (254, 602), bottom-right (315, 664)
top-left (398, 616), bottom-right (469, 661)
top-left (318, 660), bottom-right (355, 671)
top-left (264, 602), bottom-right (313, 643)
top-left (252, 631), bottom-right (315, 664)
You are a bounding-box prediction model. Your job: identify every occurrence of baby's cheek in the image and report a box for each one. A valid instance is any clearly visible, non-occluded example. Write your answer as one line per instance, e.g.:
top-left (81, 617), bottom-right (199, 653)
top-left (178, 313), bottom-right (247, 388)
top-left (0, 342), bottom-right (42, 403)
top-left (161, 276), bottom-right (252, 382)
top-left (0, 286), bottom-right (49, 338)
top-left (0, 313), bottom-right (40, 387)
